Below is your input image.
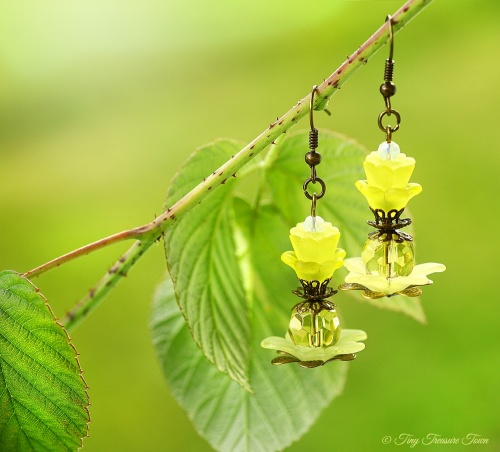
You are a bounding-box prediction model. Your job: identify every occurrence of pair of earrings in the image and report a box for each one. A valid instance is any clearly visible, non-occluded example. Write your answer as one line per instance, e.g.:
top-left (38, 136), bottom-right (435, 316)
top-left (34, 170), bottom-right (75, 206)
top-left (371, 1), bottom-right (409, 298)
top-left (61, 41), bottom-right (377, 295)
top-left (262, 16), bottom-right (445, 368)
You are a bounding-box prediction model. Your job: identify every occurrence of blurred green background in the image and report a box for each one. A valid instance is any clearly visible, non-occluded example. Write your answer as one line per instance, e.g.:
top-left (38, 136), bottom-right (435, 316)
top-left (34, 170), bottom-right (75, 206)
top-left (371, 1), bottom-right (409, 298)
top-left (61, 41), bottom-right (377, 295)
top-left (1, 0), bottom-right (498, 451)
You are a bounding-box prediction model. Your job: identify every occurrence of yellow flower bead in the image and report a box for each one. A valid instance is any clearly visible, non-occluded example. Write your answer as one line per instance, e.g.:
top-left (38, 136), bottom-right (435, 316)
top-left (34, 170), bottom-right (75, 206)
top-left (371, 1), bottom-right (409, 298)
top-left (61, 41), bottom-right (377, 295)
top-left (261, 329), bottom-right (367, 365)
top-left (355, 181), bottom-right (422, 212)
top-left (364, 150), bottom-right (416, 190)
top-left (281, 251), bottom-right (345, 282)
top-left (355, 147), bottom-right (422, 211)
top-left (281, 216), bottom-right (345, 282)
top-left (344, 257), bottom-right (446, 295)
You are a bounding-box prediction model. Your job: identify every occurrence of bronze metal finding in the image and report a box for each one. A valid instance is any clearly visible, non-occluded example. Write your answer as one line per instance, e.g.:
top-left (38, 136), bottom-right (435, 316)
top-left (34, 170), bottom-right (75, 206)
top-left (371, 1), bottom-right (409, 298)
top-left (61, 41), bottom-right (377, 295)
top-left (378, 15), bottom-right (401, 143)
top-left (292, 278), bottom-right (335, 301)
top-left (339, 282), bottom-right (423, 299)
top-left (303, 85), bottom-right (327, 213)
top-left (271, 353), bottom-right (356, 368)
top-left (367, 207), bottom-right (412, 242)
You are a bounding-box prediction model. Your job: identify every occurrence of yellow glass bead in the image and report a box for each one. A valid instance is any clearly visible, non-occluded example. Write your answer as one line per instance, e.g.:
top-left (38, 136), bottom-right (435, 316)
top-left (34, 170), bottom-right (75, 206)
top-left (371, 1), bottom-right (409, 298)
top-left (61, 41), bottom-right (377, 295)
top-left (288, 303), bottom-right (341, 348)
top-left (361, 236), bottom-right (415, 278)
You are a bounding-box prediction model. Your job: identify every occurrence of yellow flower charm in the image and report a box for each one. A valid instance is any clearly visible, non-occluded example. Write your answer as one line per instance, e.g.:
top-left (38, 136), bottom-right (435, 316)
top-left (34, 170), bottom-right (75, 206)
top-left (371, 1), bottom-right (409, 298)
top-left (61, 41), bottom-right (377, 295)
top-left (340, 257), bottom-right (446, 298)
top-left (281, 216), bottom-right (345, 282)
top-left (261, 329), bottom-right (367, 368)
top-left (355, 142), bottom-right (422, 212)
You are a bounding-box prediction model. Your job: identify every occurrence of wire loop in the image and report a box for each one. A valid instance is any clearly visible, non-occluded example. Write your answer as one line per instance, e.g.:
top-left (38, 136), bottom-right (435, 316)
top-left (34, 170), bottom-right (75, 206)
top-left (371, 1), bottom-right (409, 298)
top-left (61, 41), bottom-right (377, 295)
top-left (303, 177), bottom-right (326, 200)
top-left (378, 109), bottom-right (401, 133)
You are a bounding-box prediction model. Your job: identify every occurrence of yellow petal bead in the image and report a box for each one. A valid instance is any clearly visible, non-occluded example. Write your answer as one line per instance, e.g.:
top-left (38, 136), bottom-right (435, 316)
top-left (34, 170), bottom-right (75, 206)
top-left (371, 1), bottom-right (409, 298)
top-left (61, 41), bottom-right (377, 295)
top-left (281, 216), bottom-right (345, 282)
top-left (355, 181), bottom-right (422, 212)
top-left (364, 150), bottom-right (416, 190)
top-left (289, 219), bottom-right (341, 263)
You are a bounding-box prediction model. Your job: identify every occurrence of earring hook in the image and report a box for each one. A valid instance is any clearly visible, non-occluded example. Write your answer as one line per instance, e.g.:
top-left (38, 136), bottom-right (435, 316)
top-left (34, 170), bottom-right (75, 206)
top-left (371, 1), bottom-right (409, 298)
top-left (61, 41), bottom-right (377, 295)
top-left (309, 85), bottom-right (319, 131)
top-left (386, 15), bottom-right (394, 61)
top-left (309, 85), bottom-right (331, 132)
top-left (378, 14), bottom-right (400, 141)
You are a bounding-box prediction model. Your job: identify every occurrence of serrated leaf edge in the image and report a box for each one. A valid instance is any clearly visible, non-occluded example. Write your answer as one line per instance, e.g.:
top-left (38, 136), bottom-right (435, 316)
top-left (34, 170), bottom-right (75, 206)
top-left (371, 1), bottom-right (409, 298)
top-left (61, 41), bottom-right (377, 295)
top-left (1, 271), bottom-right (91, 450)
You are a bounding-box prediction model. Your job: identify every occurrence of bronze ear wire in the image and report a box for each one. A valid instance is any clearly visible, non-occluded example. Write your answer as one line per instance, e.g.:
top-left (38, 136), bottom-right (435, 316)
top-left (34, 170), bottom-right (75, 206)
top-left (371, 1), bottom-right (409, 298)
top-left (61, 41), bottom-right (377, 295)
top-left (378, 15), bottom-right (401, 143)
top-left (303, 86), bottom-right (326, 220)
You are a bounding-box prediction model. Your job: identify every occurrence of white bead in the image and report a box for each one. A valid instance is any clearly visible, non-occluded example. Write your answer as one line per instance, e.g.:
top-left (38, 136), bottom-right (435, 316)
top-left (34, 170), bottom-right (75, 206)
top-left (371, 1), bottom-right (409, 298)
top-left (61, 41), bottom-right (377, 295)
top-left (303, 215), bottom-right (325, 232)
top-left (377, 141), bottom-right (401, 160)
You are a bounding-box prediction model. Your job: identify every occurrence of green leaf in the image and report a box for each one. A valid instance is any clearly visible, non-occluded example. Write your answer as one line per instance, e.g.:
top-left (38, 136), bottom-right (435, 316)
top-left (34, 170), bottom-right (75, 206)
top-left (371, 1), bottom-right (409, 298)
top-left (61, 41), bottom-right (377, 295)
top-left (152, 203), bottom-right (348, 452)
top-left (163, 140), bottom-right (253, 391)
top-left (156, 130), bottom-right (426, 451)
top-left (357, 292), bottom-right (426, 323)
top-left (0, 271), bottom-right (89, 451)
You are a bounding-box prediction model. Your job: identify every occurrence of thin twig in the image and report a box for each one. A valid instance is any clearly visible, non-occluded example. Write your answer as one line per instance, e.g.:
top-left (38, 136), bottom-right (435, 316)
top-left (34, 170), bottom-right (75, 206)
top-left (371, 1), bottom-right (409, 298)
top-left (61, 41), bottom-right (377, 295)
top-left (61, 240), bottom-right (153, 332)
top-left (23, 227), bottom-right (148, 279)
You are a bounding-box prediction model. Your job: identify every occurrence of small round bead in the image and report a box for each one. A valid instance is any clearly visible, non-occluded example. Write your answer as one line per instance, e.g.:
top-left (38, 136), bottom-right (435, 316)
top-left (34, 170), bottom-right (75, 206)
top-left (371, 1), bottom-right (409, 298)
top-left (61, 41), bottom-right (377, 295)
top-left (380, 81), bottom-right (396, 98)
top-left (305, 151), bottom-right (322, 166)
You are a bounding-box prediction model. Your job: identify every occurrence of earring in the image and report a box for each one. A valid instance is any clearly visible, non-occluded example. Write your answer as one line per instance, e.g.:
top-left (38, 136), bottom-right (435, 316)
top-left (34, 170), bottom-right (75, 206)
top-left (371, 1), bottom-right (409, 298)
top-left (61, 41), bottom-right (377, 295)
top-left (261, 86), bottom-right (367, 368)
top-left (340, 16), bottom-right (445, 299)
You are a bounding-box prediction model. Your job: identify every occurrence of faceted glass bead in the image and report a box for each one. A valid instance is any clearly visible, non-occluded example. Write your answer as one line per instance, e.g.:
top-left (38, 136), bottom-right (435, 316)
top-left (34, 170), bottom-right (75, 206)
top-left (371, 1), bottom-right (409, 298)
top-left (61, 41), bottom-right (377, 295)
top-left (288, 304), bottom-right (341, 348)
top-left (361, 236), bottom-right (415, 278)
top-left (377, 140), bottom-right (401, 161)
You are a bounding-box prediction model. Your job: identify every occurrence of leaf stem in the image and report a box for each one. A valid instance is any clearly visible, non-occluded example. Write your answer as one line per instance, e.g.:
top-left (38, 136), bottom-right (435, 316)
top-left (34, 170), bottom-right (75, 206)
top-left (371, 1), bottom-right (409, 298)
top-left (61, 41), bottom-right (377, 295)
top-left (23, 227), bottom-right (149, 279)
top-left (61, 240), bottom-right (153, 332)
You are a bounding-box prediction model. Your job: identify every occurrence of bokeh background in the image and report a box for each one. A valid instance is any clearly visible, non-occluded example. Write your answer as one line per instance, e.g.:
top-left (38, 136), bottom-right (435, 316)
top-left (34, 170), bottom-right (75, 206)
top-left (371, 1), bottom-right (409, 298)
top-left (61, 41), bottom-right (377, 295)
top-left (1, 0), bottom-right (499, 451)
